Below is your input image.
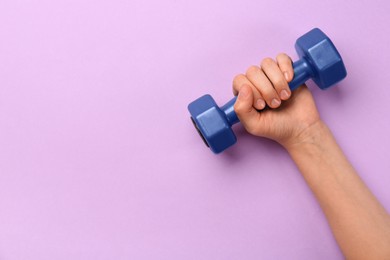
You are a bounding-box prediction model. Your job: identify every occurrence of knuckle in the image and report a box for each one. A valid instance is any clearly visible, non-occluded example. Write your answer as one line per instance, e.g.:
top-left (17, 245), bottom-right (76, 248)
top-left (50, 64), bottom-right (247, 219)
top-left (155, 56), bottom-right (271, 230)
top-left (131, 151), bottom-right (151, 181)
top-left (261, 57), bottom-right (275, 68)
top-left (277, 53), bottom-right (293, 66)
top-left (246, 65), bottom-right (260, 76)
top-left (277, 52), bottom-right (288, 59)
top-left (233, 74), bottom-right (246, 85)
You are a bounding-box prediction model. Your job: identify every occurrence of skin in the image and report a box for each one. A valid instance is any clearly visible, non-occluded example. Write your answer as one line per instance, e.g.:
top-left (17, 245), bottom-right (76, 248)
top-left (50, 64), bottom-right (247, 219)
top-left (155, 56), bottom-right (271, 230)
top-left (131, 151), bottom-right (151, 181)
top-left (233, 54), bottom-right (390, 260)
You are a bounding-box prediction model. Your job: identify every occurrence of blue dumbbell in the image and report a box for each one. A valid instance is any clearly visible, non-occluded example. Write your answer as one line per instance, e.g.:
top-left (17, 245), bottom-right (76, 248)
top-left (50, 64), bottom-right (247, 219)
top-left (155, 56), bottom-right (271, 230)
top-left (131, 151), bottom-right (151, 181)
top-left (188, 28), bottom-right (347, 154)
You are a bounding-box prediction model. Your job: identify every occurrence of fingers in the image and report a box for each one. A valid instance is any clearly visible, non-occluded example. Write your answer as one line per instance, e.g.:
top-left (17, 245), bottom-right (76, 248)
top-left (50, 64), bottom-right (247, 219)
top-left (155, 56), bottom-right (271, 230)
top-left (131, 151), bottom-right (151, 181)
top-left (246, 65), bottom-right (281, 108)
top-left (276, 53), bottom-right (294, 82)
top-left (232, 54), bottom-right (294, 110)
top-left (233, 74), bottom-right (266, 110)
top-left (261, 57), bottom-right (291, 101)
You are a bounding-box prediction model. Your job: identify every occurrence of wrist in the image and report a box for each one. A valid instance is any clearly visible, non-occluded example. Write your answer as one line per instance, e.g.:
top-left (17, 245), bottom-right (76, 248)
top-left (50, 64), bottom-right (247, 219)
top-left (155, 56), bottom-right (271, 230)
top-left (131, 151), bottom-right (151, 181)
top-left (281, 120), bottom-right (330, 152)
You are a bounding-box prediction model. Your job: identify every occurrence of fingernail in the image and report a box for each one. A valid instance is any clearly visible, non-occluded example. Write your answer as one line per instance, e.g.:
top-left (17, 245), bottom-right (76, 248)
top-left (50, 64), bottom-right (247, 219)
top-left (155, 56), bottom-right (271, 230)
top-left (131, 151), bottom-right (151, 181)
top-left (280, 89), bottom-right (290, 100)
top-left (284, 72), bottom-right (289, 81)
top-left (256, 99), bottom-right (265, 109)
top-left (271, 98), bottom-right (281, 107)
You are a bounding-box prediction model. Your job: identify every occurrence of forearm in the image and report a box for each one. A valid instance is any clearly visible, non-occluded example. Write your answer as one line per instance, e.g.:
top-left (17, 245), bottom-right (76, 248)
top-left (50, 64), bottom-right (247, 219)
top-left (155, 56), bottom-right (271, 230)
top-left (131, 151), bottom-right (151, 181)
top-left (286, 121), bottom-right (390, 260)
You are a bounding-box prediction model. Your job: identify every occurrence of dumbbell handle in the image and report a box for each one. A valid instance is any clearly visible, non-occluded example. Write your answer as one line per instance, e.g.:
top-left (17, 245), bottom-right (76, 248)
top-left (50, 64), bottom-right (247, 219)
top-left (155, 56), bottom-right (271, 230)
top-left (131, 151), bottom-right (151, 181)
top-left (221, 58), bottom-right (314, 126)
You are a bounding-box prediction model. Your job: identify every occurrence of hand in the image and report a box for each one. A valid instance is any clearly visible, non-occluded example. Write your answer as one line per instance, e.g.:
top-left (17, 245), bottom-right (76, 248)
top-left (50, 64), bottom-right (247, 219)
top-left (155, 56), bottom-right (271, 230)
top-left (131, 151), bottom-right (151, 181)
top-left (233, 54), bottom-right (321, 148)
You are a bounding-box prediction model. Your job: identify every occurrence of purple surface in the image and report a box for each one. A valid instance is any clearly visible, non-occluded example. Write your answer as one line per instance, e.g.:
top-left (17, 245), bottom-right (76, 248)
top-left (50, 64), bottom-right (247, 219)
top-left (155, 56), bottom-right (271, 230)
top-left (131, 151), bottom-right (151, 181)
top-left (0, 0), bottom-right (389, 259)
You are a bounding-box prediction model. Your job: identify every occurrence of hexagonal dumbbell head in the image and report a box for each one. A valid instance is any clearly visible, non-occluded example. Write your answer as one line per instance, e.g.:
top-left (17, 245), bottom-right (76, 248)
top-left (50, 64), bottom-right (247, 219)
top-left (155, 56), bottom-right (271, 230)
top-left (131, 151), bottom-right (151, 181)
top-left (295, 28), bottom-right (347, 89)
top-left (188, 94), bottom-right (237, 154)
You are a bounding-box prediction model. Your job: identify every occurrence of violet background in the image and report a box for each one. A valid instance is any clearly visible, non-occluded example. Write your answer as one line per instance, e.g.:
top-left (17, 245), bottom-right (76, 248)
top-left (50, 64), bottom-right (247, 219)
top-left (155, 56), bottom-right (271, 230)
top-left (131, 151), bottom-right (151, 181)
top-left (0, 0), bottom-right (389, 259)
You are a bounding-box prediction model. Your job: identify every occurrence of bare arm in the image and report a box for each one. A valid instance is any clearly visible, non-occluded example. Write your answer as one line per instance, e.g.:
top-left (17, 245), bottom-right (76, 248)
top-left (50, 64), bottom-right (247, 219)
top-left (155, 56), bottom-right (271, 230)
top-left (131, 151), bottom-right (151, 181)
top-left (286, 121), bottom-right (390, 260)
top-left (232, 54), bottom-right (390, 259)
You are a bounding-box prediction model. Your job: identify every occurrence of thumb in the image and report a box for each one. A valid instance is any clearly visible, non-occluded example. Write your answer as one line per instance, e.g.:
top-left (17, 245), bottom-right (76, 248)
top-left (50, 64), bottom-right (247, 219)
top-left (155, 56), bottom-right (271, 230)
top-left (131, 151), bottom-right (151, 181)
top-left (234, 85), bottom-right (261, 134)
